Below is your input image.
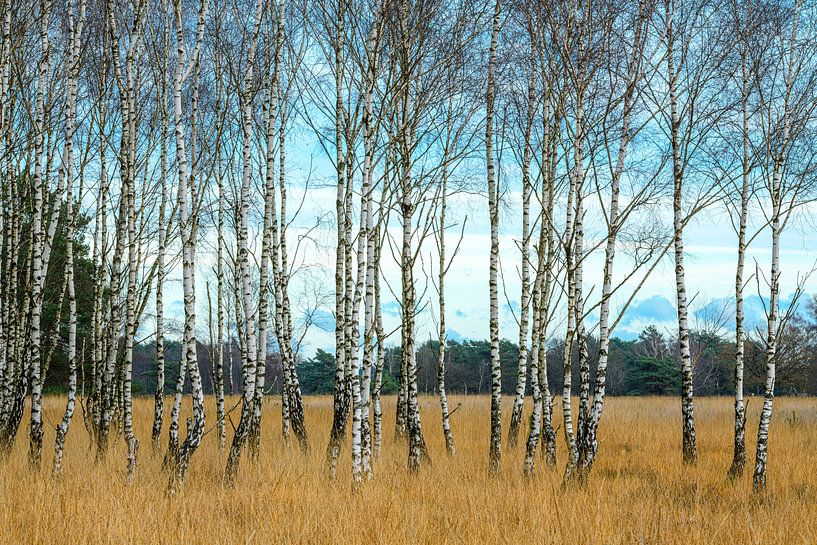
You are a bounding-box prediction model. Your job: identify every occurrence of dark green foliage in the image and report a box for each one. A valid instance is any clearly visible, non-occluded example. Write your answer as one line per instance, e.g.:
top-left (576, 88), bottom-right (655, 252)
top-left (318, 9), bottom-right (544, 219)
top-left (27, 201), bottom-right (96, 389)
top-left (625, 356), bottom-right (681, 395)
top-left (297, 349), bottom-right (336, 395)
top-left (379, 370), bottom-right (398, 395)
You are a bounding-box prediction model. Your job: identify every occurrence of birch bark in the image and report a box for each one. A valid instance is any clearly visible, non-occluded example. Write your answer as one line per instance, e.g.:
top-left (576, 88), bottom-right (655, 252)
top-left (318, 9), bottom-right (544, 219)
top-left (436, 173), bottom-right (455, 456)
top-left (327, 0), bottom-right (351, 478)
top-left (152, 4), bottom-right (171, 451)
top-left (52, 0), bottom-right (87, 477)
top-left (486, 0), bottom-right (502, 476)
top-left (577, 0), bottom-right (648, 476)
top-left (508, 52), bottom-right (535, 447)
top-left (729, 10), bottom-right (751, 479)
top-left (168, 0), bottom-right (209, 494)
top-left (225, 0), bottom-right (264, 485)
top-left (665, 0), bottom-right (697, 465)
top-left (28, 0), bottom-right (52, 470)
top-left (754, 3), bottom-right (798, 490)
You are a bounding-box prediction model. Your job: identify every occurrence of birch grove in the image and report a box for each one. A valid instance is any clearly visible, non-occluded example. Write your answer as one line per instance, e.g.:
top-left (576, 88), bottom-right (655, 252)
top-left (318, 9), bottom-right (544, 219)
top-left (0, 0), bottom-right (815, 499)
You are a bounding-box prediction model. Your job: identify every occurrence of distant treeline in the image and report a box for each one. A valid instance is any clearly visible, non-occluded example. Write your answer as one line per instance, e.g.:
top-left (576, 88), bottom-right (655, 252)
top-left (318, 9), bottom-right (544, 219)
top-left (87, 311), bottom-right (817, 398)
top-left (291, 320), bottom-right (817, 397)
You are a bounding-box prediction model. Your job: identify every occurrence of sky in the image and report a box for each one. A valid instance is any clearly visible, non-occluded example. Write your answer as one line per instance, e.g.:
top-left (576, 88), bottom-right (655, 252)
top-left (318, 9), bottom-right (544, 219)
top-left (131, 100), bottom-right (817, 359)
top-left (149, 169), bottom-right (817, 358)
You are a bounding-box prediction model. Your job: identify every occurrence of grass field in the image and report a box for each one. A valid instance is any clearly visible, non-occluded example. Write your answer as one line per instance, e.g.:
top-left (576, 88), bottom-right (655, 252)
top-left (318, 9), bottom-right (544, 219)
top-left (1, 395), bottom-right (816, 544)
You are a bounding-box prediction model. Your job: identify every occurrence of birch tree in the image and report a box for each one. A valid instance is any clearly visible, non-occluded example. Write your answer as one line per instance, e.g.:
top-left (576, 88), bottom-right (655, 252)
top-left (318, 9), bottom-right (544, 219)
top-left (0, 0), bottom-right (16, 455)
top-left (106, 0), bottom-right (148, 479)
top-left (523, 13), bottom-right (562, 473)
top-left (167, 0), bottom-right (209, 495)
top-left (653, 0), bottom-right (729, 465)
top-left (575, 0), bottom-right (661, 478)
top-left (722, 0), bottom-right (764, 479)
top-left (250, 0), bottom-right (285, 458)
top-left (151, 0), bottom-right (172, 452)
top-left (271, 0), bottom-right (309, 453)
top-left (351, 0), bottom-right (387, 482)
top-left (52, 0), bottom-right (87, 477)
top-left (324, 0), bottom-right (354, 478)
top-left (751, 0), bottom-right (817, 490)
top-left (507, 22), bottom-right (536, 448)
top-left (27, 0), bottom-right (53, 470)
top-left (486, 0), bottom-right (502, 476)
top-left (224, 0), bottom-right (264, 485)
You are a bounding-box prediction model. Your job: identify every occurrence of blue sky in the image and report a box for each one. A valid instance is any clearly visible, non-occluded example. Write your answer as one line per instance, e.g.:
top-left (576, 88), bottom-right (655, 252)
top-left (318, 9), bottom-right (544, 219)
top-left (144, 176), bottom-right (817, 357)
top-left (146, 125), bottom-right (817, 357)
top-left (195, 186), bottom-right (816, 355)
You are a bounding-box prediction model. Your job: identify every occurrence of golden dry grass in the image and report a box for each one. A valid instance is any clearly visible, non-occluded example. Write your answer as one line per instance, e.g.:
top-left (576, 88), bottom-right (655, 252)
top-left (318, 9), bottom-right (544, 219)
top-left (1, 395), bottom-right (816, 544)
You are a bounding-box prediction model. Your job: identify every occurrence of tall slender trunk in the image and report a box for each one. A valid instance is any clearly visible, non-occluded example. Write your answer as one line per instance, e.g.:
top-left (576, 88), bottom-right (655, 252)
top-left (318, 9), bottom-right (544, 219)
top-left (523, 96), bottom-right (557, 473)
top-left (754, 7), bottom-right (797, 489)
top-left (666, 0), bottom-right (697, 465)
top-left (524, 204), bottom-right (556, 473)
top-left (28, 0), bottom-right (52, 471)
top-left (372, 225), bottom-right (385, 460)
top-left (277, 100), bottom-right (308, 451)
top-left (349, 179), bottom-right (367, 485)
top-left (105, 0), bottom-right (146, 481)
top-left (123, 99), bottom-right (139, 482)
top-left (508, 50), bottom-right (536, 447)
top-left (753, 160), bottom-right (782, 491)
top-left (486, 0), bottom-right (502, 476)
top-left (437, 173), bottom-right (455, 456)
top-left (152, 8), bottom-right (170, 451)
top-left (729, 25), bottom-right (751, 479)
top-left (168, 0), bottom-right (209, 495)
top-left (396, 22), bottom-right (430, 470)
top-left (573, 188), bottom-right (589, 476)
top-left (225, 0), bottom-right (264, 485)
top-left (0, 1), bottom-right (10, 422)
top-left (561, 62), bottom-right (584, 480)
top-left (252, 9), bottom-right (283, 456)
top-left (52, 0), bottom-right (86, 477)
top-left (402, 194), bottom-right (427, 472)
top-left (327, 0), bottom-right (350, 478)
top-left (208, 25), bottom-right (227, 448)
top-left (539, 88), bottom-right (558, 468)
top-left (577, 1), bottom-right (647, 477)
top-left (92, 129), bottom-right (112, 457)
top-left (215, 149), bottom-right (226, 452)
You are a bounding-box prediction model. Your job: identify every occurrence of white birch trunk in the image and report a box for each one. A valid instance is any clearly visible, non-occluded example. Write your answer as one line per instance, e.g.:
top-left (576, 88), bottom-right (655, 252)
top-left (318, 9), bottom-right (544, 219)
top-left (729, 26), bottom-right (751, 479)
top-left (577, 1), bottom-right (647, 476)
top-left (754, 161), bottom-right (782, 490)
top-left (486, 0), bottom-right (502, 475)
top-left (52, 0), bottom-right (86, 477)
top-left (327, 0), bottom-right (350, 478)
top-left (152, 6), bottom-right (170, 451)
top-left (561, 69), bottom-right (583, 481)
top-left (252, 13), bottom-right (283, 455)
top-left (215, 161), bottom-right (226, 451)
top-left (508, 53), bottom-right (536, 447)
top-left (224, 0), bottom-right (264, 485)
top-left (437, 173), bottom-right (455, 457)
top-left (665, 0), bottom-right (697, 465)
top-left (754, 7), bottom-right (798, 489)
top-left (372, 225), bottom-right (385, 460)
top-left (277, 100), bottom-right (308, 451)
top-left (168, 0), bottom-right (209, 494)
top-left (28, 0), bottom-right (52, 470)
